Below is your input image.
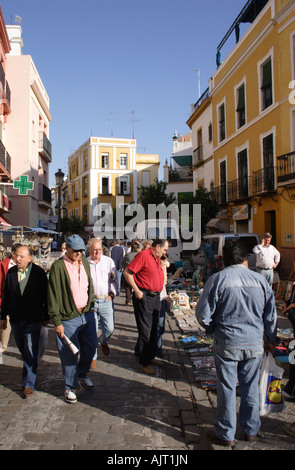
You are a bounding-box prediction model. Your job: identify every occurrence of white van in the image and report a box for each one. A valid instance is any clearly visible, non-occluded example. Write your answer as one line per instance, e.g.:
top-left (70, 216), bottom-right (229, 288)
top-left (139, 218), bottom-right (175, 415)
top-left (191, 233), bottom-right (260, 270)
top-left (136, 219), bottom-right (182, 266)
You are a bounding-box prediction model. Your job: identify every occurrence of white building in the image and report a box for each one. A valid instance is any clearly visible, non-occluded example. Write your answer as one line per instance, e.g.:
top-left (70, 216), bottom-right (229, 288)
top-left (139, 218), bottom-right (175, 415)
top-left (163, 131), bottom-right (194, 205)
top-left (187, 87), bottom-right (215, 193)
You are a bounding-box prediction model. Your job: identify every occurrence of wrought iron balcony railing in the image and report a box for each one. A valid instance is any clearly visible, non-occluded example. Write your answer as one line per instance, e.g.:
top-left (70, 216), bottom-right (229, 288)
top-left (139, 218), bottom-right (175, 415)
top-left (277, 151), bottom-right (295, 184)
top-left (252, 166), bottom-right (276, 194)
top-left (39, 131), bottom-right (52, 162)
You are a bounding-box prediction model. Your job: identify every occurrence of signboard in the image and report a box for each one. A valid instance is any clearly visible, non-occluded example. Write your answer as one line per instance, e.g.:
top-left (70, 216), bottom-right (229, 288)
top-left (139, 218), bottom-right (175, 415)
top-left (232, 204), bottom-right (249, 221)
top-left (13, 176), bottom-right (34, 195)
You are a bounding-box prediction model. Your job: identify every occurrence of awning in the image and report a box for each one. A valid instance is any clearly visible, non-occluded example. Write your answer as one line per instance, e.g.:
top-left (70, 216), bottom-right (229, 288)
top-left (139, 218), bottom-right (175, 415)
top-left (206, 218), bottom-right (230, 232)
top-left (172, 156), bottom-right (192, 167)
top-left (0, 215), bottom-right (12, 228)
top-left (30, 227), bottom-right (60, 235)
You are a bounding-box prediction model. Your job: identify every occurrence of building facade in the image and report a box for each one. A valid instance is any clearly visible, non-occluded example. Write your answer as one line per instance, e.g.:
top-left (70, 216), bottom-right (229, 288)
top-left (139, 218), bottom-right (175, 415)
top-left (0, 8), bottom-right (12, 226)
top-left (64, 136), bottom-right (159, 235)
top-left (187, 89), bottom-right (215, 193)
top-left (210, 0), bottom-right (295, 276)
top-left (163, 132), bottom-right (194, 205)
top-left (5, 24), bottom-right (52, 228)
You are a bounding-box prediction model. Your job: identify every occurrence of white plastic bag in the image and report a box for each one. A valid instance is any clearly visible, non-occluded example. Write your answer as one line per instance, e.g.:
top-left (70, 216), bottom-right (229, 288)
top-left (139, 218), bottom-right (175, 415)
top-left (259, 352), bottom-right (286, 416)
top-left (38, 326), bottom-right (49, 361)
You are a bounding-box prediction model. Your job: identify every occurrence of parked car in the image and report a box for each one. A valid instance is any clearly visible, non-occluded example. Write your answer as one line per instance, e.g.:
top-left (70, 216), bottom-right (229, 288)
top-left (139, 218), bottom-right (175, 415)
top-left (203, 233), bottom-right (260, 270)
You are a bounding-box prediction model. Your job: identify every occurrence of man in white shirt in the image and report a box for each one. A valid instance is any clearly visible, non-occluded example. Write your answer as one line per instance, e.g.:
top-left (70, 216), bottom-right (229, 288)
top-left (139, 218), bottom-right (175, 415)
top-left (253, 232), bottom-right (280, 287)
top-left (87, 238), bottom-right (117, 367)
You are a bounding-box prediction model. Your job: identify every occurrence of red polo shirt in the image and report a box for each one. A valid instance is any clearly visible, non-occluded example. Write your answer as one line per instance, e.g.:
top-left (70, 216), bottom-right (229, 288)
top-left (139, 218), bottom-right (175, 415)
top-left (127, 248), bottom-right (164, 292)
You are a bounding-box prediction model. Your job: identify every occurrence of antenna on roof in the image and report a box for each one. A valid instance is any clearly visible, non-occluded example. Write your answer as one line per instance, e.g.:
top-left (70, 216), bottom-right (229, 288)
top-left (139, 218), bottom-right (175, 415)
top-left (14, 15), bottom-right (22, 25)
top-left (193, 68), bottom-right (201, 99)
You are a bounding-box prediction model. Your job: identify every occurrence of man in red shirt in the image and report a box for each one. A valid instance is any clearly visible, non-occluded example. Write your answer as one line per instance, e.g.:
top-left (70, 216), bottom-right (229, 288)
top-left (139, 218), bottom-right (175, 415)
top-left (124, 239), bottom-right (169, 375)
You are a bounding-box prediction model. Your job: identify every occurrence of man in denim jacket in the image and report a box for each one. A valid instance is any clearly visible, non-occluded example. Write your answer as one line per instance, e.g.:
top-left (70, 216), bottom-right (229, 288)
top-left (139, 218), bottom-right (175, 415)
top-left (195, 240), bottom-right (276, 447)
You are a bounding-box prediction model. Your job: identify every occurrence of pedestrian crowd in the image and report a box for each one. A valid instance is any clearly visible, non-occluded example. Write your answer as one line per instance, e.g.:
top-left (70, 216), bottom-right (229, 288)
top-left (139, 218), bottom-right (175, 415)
top-left (0, 232), bottom-right (295, 445)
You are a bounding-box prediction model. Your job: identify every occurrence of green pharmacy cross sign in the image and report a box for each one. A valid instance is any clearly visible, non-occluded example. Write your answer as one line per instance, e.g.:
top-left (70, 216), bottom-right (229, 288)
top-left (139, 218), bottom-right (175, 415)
top-left (13, 175), bottom-right (34, 195)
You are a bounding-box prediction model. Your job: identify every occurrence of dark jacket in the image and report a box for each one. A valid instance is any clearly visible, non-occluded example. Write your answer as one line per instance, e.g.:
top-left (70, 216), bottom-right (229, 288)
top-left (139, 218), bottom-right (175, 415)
top-left (1, 263), bottom-right (49, 323)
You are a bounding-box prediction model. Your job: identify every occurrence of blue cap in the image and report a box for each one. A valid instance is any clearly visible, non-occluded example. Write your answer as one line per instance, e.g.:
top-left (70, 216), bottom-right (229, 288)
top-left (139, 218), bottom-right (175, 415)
top-left (66, 234), bottom-right (85, 251)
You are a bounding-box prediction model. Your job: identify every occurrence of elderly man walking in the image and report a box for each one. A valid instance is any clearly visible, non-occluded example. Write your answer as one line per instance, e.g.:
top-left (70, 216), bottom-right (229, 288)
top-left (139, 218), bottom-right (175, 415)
top-left (87, 238), bottom-right (117, 367)
top-left (195, 240), bottom-right (277, 446)
top-left (0, 245), bottom-right (49, 399)
top-left (48, 235), bottom-right (97, 404)
top-left (124, 239), bottom-right (169, 375)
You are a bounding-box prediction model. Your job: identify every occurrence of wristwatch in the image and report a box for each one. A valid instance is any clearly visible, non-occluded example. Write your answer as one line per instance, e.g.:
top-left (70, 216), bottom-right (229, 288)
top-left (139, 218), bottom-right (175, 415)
top-left (108, 292), bottom-right (115, 299)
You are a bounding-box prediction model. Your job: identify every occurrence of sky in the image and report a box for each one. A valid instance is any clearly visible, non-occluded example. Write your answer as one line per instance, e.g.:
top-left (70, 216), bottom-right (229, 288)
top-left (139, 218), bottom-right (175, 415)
top-left (1, 0), bottom-right (248, 187)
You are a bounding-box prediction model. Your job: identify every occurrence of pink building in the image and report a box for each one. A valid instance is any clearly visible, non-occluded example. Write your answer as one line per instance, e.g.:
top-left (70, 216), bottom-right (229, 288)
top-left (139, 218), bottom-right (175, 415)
top-left (0, 7), bottom-right (12, 225)
top-left (5, 23), bottom-right (52, 228)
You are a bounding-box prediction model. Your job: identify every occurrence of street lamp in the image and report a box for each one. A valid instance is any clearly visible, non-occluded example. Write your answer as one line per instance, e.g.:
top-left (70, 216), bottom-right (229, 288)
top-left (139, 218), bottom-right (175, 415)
top-left (55, 169), bottom-right (64, 244)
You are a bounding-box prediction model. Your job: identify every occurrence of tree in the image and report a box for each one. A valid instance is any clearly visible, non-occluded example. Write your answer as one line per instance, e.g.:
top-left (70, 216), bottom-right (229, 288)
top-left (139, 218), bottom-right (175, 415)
top-left (191, 186), bottom-right (219, 234)
top-left (138, 178), bottom-right (177, 216)
top-left (60, 215), bottom-right (84, 237)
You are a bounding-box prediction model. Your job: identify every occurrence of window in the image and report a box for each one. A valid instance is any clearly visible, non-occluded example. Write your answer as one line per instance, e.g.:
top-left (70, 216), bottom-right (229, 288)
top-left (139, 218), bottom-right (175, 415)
top-left (237, 149), bottom-right (249, 198)
top-left (220, 160), bottom-right (227, 203)
top-left (101, 153), bottom-right (109, 169)
top-left (120, 154), bottom-right (127, 169)
top-left (101, 177), bottom-right (109, 195)
top-left (236, 84), bottom-right (246, 128)
top-left (208, 123), bottom-right (213, 142)
top-left (263, 134), bottom-right (275, 191)
top-left (82, 176), bottom-right (87, 196)
top-left (82, 204), bottom-right (88, 224)
top-left (218, 103), bottom-right (226, 142)
top-left (119, 176), bottom-right (130, 195)
top-left (261, 58), bottom-right (273, 110)
top-left (142, 171), bottom-right (150, 187)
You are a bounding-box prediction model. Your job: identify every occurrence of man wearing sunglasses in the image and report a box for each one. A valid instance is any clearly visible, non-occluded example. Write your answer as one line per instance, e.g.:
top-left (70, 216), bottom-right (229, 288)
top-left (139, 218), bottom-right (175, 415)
top-left (48, 234), bottom-right (97, 404)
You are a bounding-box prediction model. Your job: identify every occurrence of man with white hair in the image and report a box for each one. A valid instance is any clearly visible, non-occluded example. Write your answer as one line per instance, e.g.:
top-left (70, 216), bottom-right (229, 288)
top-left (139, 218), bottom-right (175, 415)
top-left (88, 238), bottom-right (117, 366)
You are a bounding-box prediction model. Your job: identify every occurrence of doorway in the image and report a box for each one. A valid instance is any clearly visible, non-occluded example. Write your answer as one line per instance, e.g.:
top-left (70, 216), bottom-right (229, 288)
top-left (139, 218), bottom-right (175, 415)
top-left (264, 210), bottom-right (276, 246)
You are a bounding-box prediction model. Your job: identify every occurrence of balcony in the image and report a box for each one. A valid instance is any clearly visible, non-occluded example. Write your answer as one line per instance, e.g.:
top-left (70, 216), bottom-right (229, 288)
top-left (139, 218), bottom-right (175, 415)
top-left (228, 176), bottom-right (251, 202)
top-left (193, 146), bottom-right (203, 167)
top-left (0, 140), bottom-right (12, 181)
top-left (277, 152), bottom-right (295, 185)
top-left (214, 177), bottom-right (251, 204)
top-left (252, 166), bottom-right (276, 194)
top-left (213, 185), bottom-right (227, 205)
top-left (0, 62), bottom-right (11, 117)
top-left (38, 183), bottom-right (52, 208)
top-left (39, 131), bottom-right (52, 162)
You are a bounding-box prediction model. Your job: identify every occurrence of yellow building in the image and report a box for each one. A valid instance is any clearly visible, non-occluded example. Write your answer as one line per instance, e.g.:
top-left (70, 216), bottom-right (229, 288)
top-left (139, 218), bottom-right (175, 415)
top-left (65, 136), bottom-right (159, 236)
top-left (211, 0), bottom-right (295, 277)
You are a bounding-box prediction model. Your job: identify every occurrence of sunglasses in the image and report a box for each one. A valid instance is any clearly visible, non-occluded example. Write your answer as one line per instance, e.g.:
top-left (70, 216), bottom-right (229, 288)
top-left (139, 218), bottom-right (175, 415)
top-left (72, 249), bottom-right (84, 253)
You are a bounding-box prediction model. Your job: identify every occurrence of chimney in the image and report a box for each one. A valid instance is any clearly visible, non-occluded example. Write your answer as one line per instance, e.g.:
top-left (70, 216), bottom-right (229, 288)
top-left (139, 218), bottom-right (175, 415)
top-left (6, 24), bottom-right (23, 56)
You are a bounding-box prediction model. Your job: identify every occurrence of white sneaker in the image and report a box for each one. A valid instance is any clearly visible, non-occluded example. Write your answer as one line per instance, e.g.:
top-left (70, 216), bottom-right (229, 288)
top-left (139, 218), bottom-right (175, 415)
top-left (79, 376), bottom-right (94, 390)
top-left (64, 389), bottom-right (77, 404)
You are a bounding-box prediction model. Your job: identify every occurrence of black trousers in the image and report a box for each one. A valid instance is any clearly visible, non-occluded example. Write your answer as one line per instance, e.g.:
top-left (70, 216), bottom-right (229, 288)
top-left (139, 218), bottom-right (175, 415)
top-left (132, 291), bottom-right (160, 366)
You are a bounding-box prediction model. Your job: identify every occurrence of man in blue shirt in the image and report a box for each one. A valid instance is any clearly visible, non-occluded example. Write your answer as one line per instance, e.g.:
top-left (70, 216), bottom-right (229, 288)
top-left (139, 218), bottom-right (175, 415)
top-left (199, 238), bottom-right (215, 281)
top-left (195, 240), bottom-right (276, 447)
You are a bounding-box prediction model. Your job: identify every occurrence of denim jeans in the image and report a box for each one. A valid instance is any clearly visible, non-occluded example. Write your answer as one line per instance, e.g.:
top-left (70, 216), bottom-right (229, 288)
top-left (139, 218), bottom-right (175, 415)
top-left (93, 298), bottom-right (114, 359)
top-left (116, 269), bottom-right (122, 295)
top-left (213, 341), bottom-right (264, 441)
top-left (257, 268), bottom-right (273, 287)
top-left (55, 311), bottom-right (97, 391)
top-left (11, 320), bottom-right (42, 389)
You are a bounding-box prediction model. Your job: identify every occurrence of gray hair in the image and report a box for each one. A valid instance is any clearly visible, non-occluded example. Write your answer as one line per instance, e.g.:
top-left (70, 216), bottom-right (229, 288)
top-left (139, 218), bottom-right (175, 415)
top-left (88, 238), bottom-right (102, 249)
